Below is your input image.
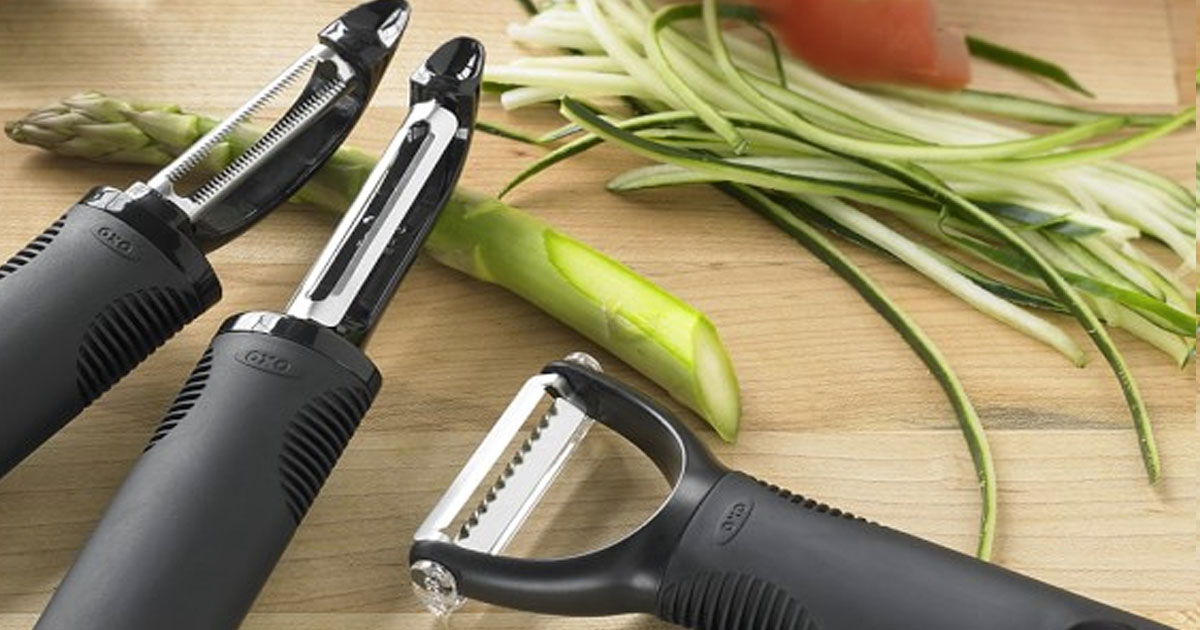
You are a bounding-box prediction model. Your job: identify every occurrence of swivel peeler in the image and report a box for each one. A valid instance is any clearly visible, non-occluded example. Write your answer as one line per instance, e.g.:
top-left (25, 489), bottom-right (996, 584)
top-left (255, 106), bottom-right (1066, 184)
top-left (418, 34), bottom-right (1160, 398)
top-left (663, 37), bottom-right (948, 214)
top-left (411, 355), bottom-right (1173, 630)
top-left (33, 37), bottom-right (484, 630)
top-left (0, 0), bottom-right (408, 478)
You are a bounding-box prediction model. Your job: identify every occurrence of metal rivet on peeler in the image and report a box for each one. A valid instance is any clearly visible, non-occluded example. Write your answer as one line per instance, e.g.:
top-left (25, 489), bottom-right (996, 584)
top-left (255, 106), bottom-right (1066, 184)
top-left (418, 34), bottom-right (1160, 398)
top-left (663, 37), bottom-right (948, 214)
top-left (563, 352), bottom-right (603, 373)
top-left (410, 560), bottom-right (465, 617)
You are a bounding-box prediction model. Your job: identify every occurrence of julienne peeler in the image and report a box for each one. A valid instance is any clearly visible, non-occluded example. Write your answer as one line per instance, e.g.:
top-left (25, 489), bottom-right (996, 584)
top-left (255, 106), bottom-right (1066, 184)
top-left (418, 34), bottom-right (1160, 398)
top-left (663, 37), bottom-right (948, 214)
top-left (0, 0), bottom-right (409, 478)
top-left (32, 37), bottom-right (484, 630)
top-left (411, 355), bottom-right (1173, 630)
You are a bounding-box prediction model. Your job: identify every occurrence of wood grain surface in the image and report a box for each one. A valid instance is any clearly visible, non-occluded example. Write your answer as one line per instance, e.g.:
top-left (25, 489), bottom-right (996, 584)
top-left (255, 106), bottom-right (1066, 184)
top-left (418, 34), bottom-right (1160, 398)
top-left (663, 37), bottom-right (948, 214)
top-left (0, 0), bottom-right (1195, 628)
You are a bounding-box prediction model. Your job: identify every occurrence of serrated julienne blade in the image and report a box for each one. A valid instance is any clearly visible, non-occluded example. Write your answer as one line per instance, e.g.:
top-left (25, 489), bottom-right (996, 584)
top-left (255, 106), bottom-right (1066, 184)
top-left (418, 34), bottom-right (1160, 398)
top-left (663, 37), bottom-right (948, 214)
top-left (457, 397), bottom-right (594, 554)
top-left (142, 43), bottom-right (355, 218)
top-left (413, 372), bottom-right (595, 553)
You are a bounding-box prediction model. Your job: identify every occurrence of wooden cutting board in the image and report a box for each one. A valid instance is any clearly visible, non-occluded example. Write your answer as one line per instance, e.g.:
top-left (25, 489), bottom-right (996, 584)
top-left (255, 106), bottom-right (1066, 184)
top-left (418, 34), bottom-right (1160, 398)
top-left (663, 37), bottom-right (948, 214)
top-left (0, 0), bottom-right (1194, 628)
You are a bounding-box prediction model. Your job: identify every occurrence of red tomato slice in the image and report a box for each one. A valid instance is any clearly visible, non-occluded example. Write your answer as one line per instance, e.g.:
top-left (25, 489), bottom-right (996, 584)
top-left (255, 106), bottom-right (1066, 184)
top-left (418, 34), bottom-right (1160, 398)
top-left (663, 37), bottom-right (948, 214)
top-left (753, 0), bottom-right (971, 90)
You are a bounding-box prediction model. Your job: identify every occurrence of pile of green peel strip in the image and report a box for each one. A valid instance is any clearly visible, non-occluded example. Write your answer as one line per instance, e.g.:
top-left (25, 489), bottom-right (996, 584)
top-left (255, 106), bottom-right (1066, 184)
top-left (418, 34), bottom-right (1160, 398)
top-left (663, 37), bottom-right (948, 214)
top-left (483, 0), bottom-right (1197, 560)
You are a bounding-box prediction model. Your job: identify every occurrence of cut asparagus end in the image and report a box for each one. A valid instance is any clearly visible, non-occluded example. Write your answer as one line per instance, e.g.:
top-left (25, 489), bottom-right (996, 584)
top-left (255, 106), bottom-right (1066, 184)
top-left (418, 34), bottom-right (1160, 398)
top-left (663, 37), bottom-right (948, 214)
top-left (430, 189), bottom-right (743, 438)
top-left (693, 315), bottom-right (741, 441)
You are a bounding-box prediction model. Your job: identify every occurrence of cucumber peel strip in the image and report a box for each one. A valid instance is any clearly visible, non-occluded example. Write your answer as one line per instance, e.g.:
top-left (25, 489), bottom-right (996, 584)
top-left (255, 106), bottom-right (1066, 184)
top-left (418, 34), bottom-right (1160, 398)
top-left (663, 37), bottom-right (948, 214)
top-left (966, 36), bottom-right (1095, 98)
top-left (475, 119), bottom-right (546, 146)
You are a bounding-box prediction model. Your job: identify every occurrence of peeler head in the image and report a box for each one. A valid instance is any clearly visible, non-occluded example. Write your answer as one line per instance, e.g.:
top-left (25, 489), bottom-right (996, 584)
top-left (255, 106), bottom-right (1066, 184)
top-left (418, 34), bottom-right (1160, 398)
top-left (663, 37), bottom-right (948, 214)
top-left (283, 37), bottom-right (484, 346)
top-left (135, 0), bottom-right (410, 251)
top-left (320, 0), bottom-right (410, 89)
top-left (410, 355), bottom-right (727, 617)
top-left (410, 36), bottom-right (485, 126)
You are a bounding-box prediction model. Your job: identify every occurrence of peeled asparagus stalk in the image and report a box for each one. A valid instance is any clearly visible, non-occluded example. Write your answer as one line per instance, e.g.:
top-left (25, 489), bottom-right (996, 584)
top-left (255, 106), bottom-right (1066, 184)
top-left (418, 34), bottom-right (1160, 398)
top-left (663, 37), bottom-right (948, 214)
top-left (4, 92), bottom-right (742, 438)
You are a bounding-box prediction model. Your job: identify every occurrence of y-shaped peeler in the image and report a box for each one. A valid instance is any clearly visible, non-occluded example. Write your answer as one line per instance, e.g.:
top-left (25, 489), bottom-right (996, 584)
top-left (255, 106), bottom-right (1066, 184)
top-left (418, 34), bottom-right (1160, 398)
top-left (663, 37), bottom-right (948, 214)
top-left (33, 37), bottom-right (484, 630)
top-left (412, 355), bottom-right (1173, 630)
top-left (0, 0), bottom-right (408, 478)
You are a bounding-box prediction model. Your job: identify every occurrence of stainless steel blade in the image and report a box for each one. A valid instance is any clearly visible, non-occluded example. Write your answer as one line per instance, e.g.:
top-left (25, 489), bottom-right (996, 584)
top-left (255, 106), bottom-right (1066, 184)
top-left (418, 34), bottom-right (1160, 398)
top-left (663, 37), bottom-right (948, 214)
top-left (283, 99), bottom-right (458, 331)
top-left (456, 396), bottom-right (594, 554)
top-left (140, 43), bottom-right (355, 218)
top-left (413, 373), bottom-right (561, 544)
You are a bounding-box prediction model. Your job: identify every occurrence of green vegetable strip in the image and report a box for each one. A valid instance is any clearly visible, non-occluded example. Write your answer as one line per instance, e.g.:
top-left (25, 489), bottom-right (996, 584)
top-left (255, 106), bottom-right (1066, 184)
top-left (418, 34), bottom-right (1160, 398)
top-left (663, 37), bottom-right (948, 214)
top-left (965, 36), bottom-right (1095, 98)
top-left (645, 3), bottom-right (748, 151)
top-left (610, 159), bottom-right (1136, 239)
top-left (722, 184), bottom-right (998, 561)
top-left (512, 55), bottom-right (626, 72)
top-left (506, 23), bottom-right (605, 53)
top-left (823, 214), bottom-right (1071, 315)
top-left (695, 1), bottom-right (1161, 481)
top-left (484, 65), bottom-right (653, 96)
top-left (929, 253), bottom-right (1068, 314)
top-left (874, 86), bottom-right (1174, 128)
top-left (474, 119), bottom-right (545, 146)
top-left (1112, 307), bottom-right (1194, 367)
top-left (516, 0), bottom-right (538, 16)
top-left (4, 92), bottom-right (742, 439)
top-left (501, 110), bottom-right (691, 197)
top-left (1101, 163), bottom-right (1195, 214)
top-left (801, 195), bottom-right (1086, 362)
top-left (999, 107), bottom-right (1196, 170)
top-left (907, 214), bottom-right (1196, 337)
top-left (576, 0), bottom-right (681, 107)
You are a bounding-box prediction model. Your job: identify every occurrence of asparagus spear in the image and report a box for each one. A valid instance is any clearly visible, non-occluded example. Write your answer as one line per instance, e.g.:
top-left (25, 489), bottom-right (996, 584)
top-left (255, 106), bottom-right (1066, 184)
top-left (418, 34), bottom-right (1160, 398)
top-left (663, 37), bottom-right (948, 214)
top-left (4, 92), bottom-right (742, 439)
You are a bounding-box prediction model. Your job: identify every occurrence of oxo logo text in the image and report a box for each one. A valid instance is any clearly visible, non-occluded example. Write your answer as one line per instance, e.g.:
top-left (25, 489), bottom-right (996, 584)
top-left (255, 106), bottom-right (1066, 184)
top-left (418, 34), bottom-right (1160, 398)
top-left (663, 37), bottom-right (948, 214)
top-left (714, 499), bottom-right (754, 545)
top-left (92, 225), bottom-right (139, 260)
top-left (235, 349), bottom-right (295, 377)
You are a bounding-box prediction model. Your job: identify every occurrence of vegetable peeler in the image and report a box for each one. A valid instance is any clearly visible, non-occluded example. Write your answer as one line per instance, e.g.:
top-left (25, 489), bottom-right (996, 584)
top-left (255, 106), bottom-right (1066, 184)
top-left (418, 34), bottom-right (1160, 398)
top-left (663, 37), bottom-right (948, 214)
top-left (411, 355), bottom-right (1173, 630)
top-left (0, 0), bottom-right (408, 478)
top-left (33, 37), bottom-right (484, 630)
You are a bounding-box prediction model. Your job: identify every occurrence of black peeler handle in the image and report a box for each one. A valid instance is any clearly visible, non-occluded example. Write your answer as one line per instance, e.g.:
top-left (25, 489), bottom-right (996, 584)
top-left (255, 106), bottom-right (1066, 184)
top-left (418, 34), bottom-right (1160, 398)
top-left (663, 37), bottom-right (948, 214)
top-left (0, 187), bottom-right (219, 478)
top-left (658, 471), bottom-right (1171, 630)
top-left (34, 313), bottom-right (379, 630)
top-left (411, 360), bottom-right (1172, 630)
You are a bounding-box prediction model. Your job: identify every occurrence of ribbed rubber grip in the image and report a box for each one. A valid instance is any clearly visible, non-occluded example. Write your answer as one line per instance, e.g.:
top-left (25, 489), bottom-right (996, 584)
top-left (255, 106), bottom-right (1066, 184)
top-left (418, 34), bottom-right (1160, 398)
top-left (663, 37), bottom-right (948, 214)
top-left (657, 472), bottom-right (1172, 630)
top-left (34, 321), bottom-right (379, 630)
top-left (0, 196), bottom-right (218, 478)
